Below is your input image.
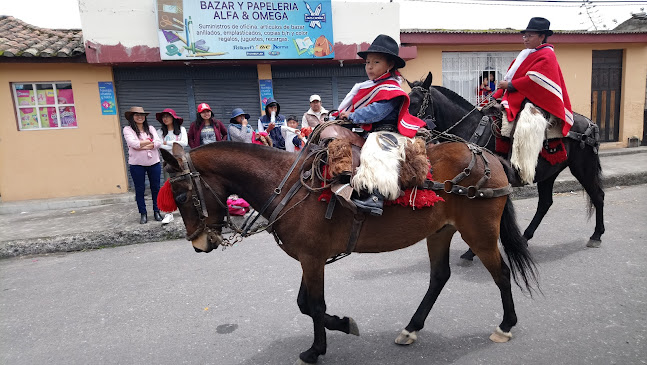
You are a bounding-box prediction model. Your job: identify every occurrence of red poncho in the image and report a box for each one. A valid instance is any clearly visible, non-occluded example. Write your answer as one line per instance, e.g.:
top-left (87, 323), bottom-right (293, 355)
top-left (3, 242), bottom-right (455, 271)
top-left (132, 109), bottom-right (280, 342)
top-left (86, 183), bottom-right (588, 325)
top-left (492, 44), bottom-right (573, 136)
top-left (335, 73), bottom-right (427, 138)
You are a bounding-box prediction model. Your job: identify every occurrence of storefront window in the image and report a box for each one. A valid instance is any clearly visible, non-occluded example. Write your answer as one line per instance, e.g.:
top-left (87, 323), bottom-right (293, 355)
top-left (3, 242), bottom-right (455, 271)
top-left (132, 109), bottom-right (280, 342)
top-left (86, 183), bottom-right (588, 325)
top-left (12, 82), bottom-right (78, 130)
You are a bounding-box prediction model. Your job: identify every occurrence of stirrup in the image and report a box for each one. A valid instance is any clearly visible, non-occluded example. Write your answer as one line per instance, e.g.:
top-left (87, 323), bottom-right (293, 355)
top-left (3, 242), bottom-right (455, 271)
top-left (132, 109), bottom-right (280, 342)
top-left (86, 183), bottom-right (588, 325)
top-left (332, 183), bottom-right (357, 214)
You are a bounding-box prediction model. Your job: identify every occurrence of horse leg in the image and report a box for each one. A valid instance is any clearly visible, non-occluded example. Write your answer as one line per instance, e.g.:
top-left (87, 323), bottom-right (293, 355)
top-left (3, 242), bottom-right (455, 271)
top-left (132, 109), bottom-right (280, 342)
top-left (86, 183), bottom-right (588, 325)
top-left (396, 225), bottom-right (456, 345)
top-left (567, 152), bottom-right (605, 247)
top-left (295, 258), bottom-right (327, 365)
top-left (461, 173), bottom-right (555, 259)
top-left (297, 279), bottom-right (360, 336)
top-left (467, 237), bottom-right (518, 343)
top-left (523, 173), bottom-right (558, 241)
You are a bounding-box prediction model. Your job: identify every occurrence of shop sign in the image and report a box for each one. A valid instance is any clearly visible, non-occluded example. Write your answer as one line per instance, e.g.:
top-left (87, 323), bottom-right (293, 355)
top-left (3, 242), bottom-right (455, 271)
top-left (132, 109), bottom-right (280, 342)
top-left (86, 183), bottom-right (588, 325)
top-left (155, 0), bottom-right (334, 60)
top-left (98, 82), bottom-right (117, 115)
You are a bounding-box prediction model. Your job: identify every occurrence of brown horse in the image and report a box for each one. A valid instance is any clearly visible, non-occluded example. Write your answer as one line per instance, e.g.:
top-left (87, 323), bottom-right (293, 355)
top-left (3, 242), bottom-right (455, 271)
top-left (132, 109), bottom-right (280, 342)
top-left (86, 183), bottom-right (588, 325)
top-left (160, 140), bottom-right (537, 365)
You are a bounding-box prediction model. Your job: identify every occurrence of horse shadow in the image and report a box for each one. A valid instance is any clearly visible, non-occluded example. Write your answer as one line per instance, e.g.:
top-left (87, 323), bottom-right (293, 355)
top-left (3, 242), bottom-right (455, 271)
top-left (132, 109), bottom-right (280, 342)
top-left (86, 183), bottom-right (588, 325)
top-left (238, 329), bottom-right (495, 365)
top-left (348, 239), bottom-right (591, 286)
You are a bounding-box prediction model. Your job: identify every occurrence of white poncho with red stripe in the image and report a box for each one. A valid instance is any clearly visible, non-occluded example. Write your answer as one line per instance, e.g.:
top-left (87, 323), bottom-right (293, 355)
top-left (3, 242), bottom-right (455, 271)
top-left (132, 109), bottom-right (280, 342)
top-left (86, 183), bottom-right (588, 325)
top-left (492, 44), bottom-right (573, 136)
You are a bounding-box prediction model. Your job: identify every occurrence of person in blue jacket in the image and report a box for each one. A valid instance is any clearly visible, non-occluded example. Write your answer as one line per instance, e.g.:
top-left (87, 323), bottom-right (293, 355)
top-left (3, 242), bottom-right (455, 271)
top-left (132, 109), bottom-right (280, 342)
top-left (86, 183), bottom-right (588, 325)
top-left (257, 98), bottom-right (287, 150)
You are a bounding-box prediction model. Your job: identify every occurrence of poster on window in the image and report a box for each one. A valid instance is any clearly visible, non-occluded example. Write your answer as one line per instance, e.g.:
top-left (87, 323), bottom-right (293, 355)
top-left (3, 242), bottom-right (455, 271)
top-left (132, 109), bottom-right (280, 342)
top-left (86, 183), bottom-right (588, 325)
top-left (59, 106), bottom-right (77, 127)
top-left (57, 88), bottom-right (75, 105)
top-left (19, 108), bottom-right (38, 129)
top-left (16, 90), bottom-right (35, 106)
top-left (155, 0), bottom-right (334, 60)
top-left (37, 89), bottom-right (56, 105)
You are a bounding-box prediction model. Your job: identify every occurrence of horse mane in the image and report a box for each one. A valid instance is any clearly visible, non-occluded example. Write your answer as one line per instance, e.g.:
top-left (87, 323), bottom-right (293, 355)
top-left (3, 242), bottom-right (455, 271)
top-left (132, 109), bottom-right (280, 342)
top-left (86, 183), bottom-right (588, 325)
top-left (432, 86), bottom-right (475, 112)
top-left (408, 80), bottom-right (475, 113)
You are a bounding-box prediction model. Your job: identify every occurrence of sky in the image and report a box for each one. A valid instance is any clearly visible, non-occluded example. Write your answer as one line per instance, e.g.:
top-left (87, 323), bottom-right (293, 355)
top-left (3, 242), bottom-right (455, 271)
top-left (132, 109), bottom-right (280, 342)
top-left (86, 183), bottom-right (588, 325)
top-left (1, 0), bottom-right (646, 30)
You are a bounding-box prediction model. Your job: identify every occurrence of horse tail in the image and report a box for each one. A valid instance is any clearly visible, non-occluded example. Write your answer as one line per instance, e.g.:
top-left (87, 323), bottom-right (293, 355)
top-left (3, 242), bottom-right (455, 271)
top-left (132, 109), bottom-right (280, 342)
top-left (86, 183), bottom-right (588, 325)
top-left (500, 197), bottom-right (540, 295)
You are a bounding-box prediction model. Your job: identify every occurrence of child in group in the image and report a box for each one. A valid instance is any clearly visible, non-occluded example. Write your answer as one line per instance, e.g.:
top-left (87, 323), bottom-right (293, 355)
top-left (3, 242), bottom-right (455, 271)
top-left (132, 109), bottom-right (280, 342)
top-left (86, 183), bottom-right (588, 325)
top-left (227, 108), bottom-right (254, 143)
top-left (156, 108), bottom-right (188, 224)
top-left (265, 115), bottom-right (306, 152)
top-left (257, 98), bottom-right (287, 150)
top-left (336, 34), bottom-right (427, 216)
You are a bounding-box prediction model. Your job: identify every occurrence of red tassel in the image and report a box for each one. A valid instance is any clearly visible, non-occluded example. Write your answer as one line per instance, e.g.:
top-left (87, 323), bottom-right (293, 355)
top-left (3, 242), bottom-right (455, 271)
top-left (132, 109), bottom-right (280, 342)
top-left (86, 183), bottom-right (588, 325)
top-left (157, 179), bottom-right (177, 213)
top-left (318, 172), bottom-right (445, 209)
top-left (540, 139), bottom-right (567, 165)
top-left (318, 189), bottom-right (333, 202)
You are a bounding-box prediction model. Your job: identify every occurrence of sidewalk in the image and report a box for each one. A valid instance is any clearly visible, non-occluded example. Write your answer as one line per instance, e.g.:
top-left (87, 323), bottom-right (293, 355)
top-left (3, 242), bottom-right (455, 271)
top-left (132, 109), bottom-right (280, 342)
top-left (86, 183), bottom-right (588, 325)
top-left (1, 146), bottom-right (646, 258)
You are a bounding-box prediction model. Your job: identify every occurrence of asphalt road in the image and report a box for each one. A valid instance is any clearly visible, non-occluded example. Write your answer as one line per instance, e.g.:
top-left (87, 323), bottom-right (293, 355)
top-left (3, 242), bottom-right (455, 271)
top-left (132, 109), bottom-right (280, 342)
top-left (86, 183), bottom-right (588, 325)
top-left (1, 185), bottom-right (646, 365)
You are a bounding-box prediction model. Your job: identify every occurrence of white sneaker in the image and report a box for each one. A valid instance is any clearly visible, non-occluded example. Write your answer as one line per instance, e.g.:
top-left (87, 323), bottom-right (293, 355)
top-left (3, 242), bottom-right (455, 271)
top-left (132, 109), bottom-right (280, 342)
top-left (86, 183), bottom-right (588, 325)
top-left (161, 213), bottom-right (174, 225)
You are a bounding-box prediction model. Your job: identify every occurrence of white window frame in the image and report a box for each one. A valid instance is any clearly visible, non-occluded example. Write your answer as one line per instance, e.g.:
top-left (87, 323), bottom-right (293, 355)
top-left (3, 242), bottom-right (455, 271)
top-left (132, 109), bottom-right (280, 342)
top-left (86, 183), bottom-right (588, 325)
top-left (441, 51), bottom-right (518, 105)
top-left (12, 82), bottom-right (78, 131)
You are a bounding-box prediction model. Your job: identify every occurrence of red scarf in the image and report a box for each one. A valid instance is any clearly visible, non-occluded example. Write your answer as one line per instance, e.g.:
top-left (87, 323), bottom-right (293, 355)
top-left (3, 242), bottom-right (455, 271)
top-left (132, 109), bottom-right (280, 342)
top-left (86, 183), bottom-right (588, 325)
top-left (337, 73), bottom-right (426, 138)
top-left (493, 44), bottom-right (573, 136)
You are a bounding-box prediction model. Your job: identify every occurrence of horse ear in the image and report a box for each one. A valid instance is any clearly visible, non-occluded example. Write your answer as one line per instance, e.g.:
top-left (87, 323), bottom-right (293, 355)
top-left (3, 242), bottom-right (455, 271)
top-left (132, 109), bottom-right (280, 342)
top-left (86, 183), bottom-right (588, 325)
top-left (422, 72), bottom-right (433, 89)
top-left (171, 143), bottom-right (185, 158)
top-left (407, 79), bottom-right (415, 89)
top-left (161, 148), bottom-right (181, 172)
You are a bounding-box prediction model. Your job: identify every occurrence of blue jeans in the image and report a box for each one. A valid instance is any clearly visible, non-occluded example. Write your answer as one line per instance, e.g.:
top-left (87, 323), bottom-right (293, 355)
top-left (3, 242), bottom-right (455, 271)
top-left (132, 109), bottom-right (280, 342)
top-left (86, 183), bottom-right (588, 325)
top-left (129, 163), bottom-right (161, 214)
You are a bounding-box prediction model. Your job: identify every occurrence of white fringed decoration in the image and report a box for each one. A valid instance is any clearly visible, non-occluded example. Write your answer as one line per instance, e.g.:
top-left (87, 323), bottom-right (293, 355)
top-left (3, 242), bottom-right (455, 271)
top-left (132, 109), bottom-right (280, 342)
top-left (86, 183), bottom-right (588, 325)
top-left (511, 103), bottom-right (548, 184)
top-left (352, 131), bottom-right (408, 200)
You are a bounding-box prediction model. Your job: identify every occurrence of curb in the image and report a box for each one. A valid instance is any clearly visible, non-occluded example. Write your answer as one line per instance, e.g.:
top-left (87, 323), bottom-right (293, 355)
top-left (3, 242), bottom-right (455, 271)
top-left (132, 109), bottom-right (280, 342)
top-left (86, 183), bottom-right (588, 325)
top-left (0, 215), bottom-right (268, 259)
top-left (511, 171), bottom-right (647, 199)
top-left (0, 194), bottom-right (134, 215)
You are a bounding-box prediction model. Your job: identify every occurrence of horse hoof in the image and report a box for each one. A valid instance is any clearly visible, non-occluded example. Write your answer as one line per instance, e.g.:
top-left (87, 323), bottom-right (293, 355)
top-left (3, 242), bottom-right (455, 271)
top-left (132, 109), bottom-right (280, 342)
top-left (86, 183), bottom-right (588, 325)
top-left (586, 239), bottom-right (601, 248)
top-left (395, 329), bottom-right (417, 345)
top-left (489, 326), bottom-right (512, 343)
top-left (294, 359), bottom-right (315, 365)
top-left (348, 317), bottom-right (360, 336)
top-left (460, 251), bottom-right (475, 261)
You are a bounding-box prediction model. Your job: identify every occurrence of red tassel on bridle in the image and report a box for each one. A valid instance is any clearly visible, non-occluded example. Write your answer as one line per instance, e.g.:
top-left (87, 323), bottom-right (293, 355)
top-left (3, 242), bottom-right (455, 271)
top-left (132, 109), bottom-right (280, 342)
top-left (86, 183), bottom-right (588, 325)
top-left (157, 179), bottom-right (177, 213)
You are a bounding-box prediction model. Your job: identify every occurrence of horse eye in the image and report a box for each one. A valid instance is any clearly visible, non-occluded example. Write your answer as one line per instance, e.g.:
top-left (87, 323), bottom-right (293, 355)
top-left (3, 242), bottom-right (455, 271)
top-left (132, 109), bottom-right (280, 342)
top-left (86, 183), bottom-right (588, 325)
top-left (176, 193), bottom-right (188, 204)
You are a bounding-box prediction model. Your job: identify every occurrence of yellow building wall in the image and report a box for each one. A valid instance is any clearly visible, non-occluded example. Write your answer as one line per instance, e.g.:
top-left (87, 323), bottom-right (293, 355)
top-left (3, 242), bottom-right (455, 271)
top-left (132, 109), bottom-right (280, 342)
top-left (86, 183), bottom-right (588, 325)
top-left (0, 63), bottom-right (128, 201)
top-left (404, 42), bottom-right (646, 147)
top-left (620, 44), bottom-right (647, 144)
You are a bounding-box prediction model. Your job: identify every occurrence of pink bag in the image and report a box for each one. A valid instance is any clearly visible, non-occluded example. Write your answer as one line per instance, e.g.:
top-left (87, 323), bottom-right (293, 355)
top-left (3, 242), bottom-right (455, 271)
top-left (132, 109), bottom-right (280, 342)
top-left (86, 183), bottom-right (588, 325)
top-left (227, 198), bottom-right (250, 216)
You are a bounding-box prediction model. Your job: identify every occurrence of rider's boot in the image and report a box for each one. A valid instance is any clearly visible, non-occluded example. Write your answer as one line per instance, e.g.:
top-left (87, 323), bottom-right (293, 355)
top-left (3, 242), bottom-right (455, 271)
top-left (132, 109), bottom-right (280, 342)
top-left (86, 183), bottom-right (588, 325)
top-left (352, 190), bottom-right (384, 216)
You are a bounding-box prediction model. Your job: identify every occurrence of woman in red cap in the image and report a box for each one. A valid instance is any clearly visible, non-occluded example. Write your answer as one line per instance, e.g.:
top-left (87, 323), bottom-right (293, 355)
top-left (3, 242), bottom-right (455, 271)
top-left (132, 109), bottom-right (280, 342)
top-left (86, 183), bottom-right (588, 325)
top-left (156, 108), bottom-right (188, 224)
top-left (188, 103), bottom-right (227, 148)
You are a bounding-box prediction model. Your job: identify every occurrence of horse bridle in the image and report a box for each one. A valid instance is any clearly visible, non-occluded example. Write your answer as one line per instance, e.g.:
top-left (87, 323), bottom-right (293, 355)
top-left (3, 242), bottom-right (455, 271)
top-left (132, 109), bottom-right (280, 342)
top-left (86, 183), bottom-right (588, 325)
top-left (168, 139), bottom-right (314, 247)
top-left (411, 85), bottom-right (436, 124)
top-left (169, 153), bottom-right (231, 244)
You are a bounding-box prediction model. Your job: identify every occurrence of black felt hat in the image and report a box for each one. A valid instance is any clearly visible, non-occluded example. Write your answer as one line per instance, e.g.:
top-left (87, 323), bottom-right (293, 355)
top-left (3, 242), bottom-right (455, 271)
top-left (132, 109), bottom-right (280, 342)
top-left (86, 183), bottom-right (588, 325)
top-left (357, 34), bottom-right (406, 69)
top-left (521, 17), bottom-right (553, 36)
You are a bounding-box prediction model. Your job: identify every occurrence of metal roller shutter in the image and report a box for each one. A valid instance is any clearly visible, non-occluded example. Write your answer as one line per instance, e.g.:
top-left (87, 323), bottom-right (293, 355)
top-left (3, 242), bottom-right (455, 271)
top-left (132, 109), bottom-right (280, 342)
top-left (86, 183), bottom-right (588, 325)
top-left (272, 65), bottom-right (366, 117)
top-left (114, 65), bottom-right (258, 189)
top-left (191, 66), bottom-right (260, 122)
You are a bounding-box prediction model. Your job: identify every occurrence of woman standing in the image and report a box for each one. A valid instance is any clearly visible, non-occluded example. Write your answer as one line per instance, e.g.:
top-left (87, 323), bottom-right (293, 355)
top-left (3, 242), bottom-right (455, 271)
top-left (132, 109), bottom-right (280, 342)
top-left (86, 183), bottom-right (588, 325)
top-left (188, 103), bottom-right (227, 148)
top-left (156, 108), bottom-right (188, 224)
top-left (122, 106), bottom-right (163, 224)
top-left (227, 108), bottom-right (254, 143)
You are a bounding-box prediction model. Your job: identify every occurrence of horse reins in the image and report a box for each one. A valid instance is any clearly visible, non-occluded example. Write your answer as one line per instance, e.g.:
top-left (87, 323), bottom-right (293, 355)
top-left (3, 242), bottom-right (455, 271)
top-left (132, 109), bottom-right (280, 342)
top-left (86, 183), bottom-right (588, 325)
top-left (411, 85), bottom-right (490, 144)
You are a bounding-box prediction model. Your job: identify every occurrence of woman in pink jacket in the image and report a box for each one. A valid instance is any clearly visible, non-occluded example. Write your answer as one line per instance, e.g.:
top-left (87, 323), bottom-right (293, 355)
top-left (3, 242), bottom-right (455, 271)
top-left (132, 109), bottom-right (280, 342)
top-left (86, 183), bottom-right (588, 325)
top-left (122, 106), bottom-right (163, 224)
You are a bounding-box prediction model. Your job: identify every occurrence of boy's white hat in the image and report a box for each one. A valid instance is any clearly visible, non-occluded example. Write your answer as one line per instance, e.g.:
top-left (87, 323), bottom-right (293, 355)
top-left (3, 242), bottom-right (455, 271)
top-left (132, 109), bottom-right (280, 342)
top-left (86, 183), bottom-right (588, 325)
top-left (309, 94), bottom-right (321, 102)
